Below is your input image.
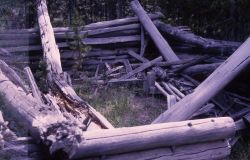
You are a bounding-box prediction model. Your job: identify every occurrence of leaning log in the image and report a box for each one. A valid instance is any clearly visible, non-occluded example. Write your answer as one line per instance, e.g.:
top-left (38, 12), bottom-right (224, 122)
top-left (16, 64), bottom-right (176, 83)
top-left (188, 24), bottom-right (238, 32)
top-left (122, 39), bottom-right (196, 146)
top-left (37, 0), bottom-right (62, 75)
top-left (130, 0), bottom-right (179, 62)
top-left (153, 36), bottom-right (250, 123)
top-left (36, 0), bottom-right (114, 129)
top-left (69, 117), bottom-right (235, 158)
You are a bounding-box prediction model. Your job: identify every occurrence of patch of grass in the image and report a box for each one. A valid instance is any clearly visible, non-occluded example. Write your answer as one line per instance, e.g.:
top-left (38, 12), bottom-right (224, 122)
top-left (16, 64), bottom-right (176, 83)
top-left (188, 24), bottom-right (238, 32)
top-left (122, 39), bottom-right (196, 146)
top-left (76, 82), bottom-right (167, 127)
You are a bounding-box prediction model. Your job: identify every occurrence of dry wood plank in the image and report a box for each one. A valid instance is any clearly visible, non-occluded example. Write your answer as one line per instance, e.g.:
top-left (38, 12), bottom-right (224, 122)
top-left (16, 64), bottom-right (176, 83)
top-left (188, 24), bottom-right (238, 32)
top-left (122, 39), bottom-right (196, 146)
top-left (167, 83), bottom-right (185, 98)
top-left (119, 56), bottom-right (163, 79)
top-left (69, 117), bottom-right (235, 158)
top-left (153, 36), bottom-right (250, 123)
top-left (162, 82), bottom-right (181, 101)
top-left (140, 26), bottom-right (146, 56)
top-left (155, 82), bottom-right (176, 108)
top-left (155, 81), bottom-right (170, 98)
top-left (127, 50), bottom-right (149, 62)
top-left (82, 35), bottom-right (140, 45)
top-left (123, 59), bottom-right (133, 73)
top-left (108, 78), bottom-right (142, 83)
top-left (130, 0), bottom-right (179, 62)
top-left (171, 55), bottom-right (210, 73)
top-left (0, 60), bottom-right (28, 93)
top-left (24, 67), bottom-right (43, 103)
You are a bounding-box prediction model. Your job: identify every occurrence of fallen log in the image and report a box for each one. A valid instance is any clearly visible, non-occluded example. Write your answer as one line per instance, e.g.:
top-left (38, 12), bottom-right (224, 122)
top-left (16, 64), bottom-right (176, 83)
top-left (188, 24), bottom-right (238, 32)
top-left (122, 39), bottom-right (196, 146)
top-left (98, 140), bottom-right (231, 160)
top-left (156, 21), bottom-right (241, 54)
top-left (153, 36), bottom-right (250, 123)
top-left (130, 0), bottom-right (179, 62)
top-left (183, 63), bottom-right (221, 75)
top-left (69, 117), bottom-right (235, 158)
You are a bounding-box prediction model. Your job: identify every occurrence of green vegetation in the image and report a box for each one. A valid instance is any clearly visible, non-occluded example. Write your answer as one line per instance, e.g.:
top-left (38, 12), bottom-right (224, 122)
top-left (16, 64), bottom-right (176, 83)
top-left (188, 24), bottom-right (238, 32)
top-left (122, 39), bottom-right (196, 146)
top-left (76, 83), bottom-right (166, 127)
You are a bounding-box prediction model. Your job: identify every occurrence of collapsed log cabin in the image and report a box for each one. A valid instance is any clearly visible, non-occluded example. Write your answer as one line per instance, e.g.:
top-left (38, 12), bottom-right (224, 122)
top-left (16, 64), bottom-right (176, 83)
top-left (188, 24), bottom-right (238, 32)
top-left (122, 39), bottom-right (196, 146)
top-left (0, 0), bottom-right (250, 159)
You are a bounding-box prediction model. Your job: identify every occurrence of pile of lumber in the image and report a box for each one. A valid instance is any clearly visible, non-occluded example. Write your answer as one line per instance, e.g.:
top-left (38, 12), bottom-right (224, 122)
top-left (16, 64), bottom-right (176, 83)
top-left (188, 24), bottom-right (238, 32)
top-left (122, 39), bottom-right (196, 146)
top-left (0, 0), bottom-right (250, 160)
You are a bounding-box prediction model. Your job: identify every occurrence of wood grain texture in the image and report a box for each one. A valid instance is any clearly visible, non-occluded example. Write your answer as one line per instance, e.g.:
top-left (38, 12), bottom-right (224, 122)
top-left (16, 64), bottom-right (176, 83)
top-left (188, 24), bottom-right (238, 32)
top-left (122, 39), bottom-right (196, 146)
top-left (70, 117), bottom-right (235, 158)
top-left (97, 140), bottom-right (231, 160)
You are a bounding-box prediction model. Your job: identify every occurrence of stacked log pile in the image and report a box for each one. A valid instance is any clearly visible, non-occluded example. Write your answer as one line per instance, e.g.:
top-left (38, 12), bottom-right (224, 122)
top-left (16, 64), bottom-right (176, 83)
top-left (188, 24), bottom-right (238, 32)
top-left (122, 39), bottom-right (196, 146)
top-left (0, 0), bottom-right (250, 159)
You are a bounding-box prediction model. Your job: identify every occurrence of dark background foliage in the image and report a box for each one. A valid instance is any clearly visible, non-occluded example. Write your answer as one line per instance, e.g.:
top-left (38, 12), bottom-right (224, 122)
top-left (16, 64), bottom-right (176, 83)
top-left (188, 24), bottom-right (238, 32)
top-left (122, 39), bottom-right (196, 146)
top-left (1, 0), bottom-right (250, 41)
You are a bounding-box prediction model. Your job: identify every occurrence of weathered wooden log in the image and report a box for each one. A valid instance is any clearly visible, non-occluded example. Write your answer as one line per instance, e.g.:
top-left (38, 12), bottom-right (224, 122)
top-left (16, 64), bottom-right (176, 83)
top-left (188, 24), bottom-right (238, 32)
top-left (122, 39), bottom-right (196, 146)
top-left (36, 0), bottom-right (114, 131)
top-left (153, 36), bottom-right (250, 123)
top-left (69, 117), bottom-right (235, 158)
top-left (83, 12), bottom-right (164, 30)
top-left (162, 82), bottom-right (181, 101)
top-left (127, 50), bottom-right (149, 62)
top-left (119, 56), bottom-right (163, 79)
top-left (0, 40), bottom-right (40, 48)
top-left (0, 113), bottom-right (45, 159)
top-left (130, 0), bottom-right (179, 62)
top-left (24, 67), bottom-right (43, 103)
top-left (37, 0), bottom-right (62, 75)
top-left (0, 13), bottom-right (162, 35)
top-left (95, 140), bottom-right (231, 160)
top-left (183, 63), bottom-right (221, 75)
top-left (156, 21), bottom-right (241, 54)
top-left (171, 55), bottom-right (210, 73)
top-left (0, 27), bottom-right (140, 47)
top-left (4, 36), bottom-right (141, 53)
top-left (82, 35), bottom-right (140, 45)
